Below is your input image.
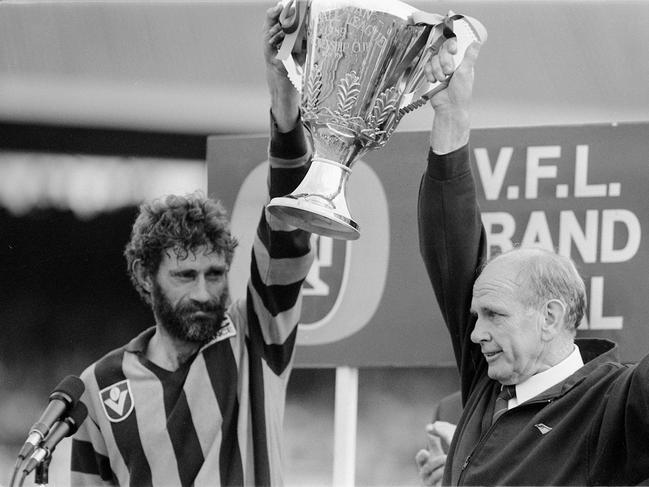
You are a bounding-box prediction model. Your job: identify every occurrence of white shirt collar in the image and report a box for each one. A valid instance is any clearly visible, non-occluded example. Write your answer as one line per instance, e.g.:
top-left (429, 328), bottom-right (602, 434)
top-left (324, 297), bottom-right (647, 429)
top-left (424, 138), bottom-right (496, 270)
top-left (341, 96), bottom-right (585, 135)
top-left (511, 344), bottom-right (584, 407)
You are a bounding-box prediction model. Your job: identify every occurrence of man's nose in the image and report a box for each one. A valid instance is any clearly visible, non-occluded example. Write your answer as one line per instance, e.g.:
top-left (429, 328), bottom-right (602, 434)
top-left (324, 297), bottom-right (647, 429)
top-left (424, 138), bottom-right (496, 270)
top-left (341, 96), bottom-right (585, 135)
top-left (189, 275), bottom-right (211, 302)
top-left (470, 317), bottom-right (490, 344)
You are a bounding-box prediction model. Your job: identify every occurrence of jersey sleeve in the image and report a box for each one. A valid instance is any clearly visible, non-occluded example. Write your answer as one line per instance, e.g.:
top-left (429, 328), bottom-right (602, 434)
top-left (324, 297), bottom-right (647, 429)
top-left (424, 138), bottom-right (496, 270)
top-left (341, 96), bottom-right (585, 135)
top-left (70, 368), bottom-right (118, 486)
top-left (244, 113), bottom-right (315, 376)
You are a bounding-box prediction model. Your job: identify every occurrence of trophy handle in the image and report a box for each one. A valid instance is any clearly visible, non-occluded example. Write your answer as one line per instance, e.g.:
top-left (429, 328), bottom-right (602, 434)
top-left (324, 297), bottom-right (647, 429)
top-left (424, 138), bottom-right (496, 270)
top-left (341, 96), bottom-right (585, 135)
top-left (276, 0), bottom-right (309, 93)
top-left (279, 0), bottom-right (301, 33)
top-left (399, 13), bottom-right (488, 113)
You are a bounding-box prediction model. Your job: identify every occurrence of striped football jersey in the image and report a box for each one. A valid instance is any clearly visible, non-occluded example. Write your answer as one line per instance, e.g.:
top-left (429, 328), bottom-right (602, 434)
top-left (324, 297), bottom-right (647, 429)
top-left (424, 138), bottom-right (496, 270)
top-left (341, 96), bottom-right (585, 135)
top-left (70, 126), bottom-right (314, 486)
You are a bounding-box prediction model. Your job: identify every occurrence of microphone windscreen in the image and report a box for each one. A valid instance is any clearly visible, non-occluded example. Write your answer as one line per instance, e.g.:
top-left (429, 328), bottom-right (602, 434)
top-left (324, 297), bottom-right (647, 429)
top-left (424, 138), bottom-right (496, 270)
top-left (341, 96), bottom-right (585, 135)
top-left (66, 401), bottom-right (88, 436)
top-left (50, 375), bottom-right (85, 404)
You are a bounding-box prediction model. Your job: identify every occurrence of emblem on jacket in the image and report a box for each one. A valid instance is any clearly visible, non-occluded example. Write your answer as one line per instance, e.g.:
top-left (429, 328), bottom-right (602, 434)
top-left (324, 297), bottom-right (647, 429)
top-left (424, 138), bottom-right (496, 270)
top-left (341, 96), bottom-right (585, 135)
top-left (534, 423), bottom-right (552, 435)
top-left (215, 315), bottom-right (236, 342)
top-left (100, 379), bottom-right (134, 423)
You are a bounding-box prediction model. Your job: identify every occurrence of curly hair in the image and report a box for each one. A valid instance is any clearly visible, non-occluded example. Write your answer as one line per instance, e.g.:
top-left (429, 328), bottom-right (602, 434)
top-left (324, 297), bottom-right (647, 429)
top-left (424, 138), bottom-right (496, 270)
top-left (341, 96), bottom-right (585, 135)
top-left (124, 192), bottom-right (238, 304)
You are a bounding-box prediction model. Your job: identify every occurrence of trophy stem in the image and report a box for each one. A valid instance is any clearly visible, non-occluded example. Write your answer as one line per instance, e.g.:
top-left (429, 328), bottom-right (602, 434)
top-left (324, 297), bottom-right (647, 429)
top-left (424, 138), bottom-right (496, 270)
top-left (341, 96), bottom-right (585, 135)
top-left (266, 155), bottom-right (360, 240)
top-left (273, 1), bottom-right (486, 240)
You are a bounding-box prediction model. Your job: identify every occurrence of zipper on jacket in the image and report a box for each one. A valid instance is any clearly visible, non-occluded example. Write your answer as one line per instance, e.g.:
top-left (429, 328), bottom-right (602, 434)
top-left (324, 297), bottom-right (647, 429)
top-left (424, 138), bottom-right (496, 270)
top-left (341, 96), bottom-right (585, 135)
top-left (461, 454), bottom-right (472, 471)
top-left (456, 399), bottom-right (552, 483)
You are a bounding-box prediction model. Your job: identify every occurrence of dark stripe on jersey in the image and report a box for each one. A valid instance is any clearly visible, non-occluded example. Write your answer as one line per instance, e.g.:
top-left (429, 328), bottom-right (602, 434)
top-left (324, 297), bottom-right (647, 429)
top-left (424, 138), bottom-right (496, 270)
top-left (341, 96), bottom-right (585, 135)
top-left (94, 348), bottom-right (153, 486)
top-left (250, 252), bottom-right (303, 315)
top-left (265, 326), bottom-right (297, 376)
top-left (245, 291), bottom-right (271, 486)
top-left (203, 341), bottom-right (244, 486)
top-left (257, 210), bottom-right (311, 259)
top-left (246, 286), bottom-right (297, 376)
top-left (144, 360), bottom-right (204, 487)
top-left (268, 164), bottom-right (310, 199)
top-left (268, 119), bottom-right (309, 161)
top-left (71, 438), bottom-right (117, 482)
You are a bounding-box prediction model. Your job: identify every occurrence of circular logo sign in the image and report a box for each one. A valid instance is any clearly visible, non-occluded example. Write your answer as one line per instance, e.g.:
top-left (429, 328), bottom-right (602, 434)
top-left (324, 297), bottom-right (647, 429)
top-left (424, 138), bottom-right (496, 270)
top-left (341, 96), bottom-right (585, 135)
top-left (229, 160), bottom-right (390, 345)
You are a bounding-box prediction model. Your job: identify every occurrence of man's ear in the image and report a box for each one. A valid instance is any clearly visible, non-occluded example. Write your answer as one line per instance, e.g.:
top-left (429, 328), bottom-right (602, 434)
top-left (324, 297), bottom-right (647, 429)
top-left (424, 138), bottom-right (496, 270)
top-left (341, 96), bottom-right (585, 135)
top-left (541, 299), bottom-right (567, 339)
top-left (132, 259), bottom-right (153, 294)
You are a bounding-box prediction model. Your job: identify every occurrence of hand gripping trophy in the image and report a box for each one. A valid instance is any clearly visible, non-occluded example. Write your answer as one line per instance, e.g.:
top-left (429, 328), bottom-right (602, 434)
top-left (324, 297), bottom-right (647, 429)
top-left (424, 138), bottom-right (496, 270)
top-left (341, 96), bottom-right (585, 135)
top-left (267, 0), bottom-right (486, 240)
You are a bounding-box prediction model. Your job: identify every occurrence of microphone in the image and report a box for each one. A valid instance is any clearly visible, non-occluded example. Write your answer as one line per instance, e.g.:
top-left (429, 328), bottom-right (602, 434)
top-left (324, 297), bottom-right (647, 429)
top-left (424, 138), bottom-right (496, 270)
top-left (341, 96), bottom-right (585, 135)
top-left (17, 375), bottom-right (85, 460)
top-left (22, 401), bottom-right (88, 475)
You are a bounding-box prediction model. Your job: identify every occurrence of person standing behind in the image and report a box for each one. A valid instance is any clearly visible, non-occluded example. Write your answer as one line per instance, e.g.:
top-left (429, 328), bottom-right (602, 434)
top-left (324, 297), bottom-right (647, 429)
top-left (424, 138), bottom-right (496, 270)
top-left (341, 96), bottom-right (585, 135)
top-left (415, 33), bottom-right (649, 486)
top-left (70, 5), bottom-right (314, 486)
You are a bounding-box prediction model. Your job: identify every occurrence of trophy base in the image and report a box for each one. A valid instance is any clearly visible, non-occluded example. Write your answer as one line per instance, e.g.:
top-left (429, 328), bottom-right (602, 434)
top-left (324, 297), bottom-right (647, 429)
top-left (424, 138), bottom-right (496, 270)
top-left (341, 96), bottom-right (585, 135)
top-left (267, 196), bottom-right (360, 240)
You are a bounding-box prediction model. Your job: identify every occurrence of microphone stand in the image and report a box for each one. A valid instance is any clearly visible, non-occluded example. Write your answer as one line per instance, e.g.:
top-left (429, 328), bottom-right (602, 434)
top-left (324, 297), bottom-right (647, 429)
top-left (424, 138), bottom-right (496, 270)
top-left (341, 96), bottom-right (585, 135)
top-left (9, 457), bottom-right (24, 487)
top-left (12, 450), bottom-right (52, 487)
top-left (34, 455), bottom-right (52, 486)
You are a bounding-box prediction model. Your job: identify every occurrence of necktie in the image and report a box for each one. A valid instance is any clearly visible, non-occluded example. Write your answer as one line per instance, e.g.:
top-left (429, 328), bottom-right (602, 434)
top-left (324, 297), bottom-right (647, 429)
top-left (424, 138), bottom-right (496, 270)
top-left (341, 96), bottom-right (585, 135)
top-left (492, 384), bottom-right (516, 425)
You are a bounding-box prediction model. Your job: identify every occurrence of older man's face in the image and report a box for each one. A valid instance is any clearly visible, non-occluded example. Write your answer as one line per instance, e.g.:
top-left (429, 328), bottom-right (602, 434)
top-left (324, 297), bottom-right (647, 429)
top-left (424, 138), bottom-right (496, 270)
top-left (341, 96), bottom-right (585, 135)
top-left (469, 259), bottom-right (548, 385)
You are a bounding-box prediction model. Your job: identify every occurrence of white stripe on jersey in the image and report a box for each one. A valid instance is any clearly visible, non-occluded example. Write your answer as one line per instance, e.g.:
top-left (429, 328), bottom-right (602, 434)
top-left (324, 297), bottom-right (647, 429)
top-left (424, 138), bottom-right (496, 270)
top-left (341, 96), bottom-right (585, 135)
top-left (125, 352), bottom-right (183, 486)
top-left (184, 353), bottom-right (223, 457)
top-left (253, 236), bottom-right (314, 286)
top-left (262, 360), bottom-right (290, 486)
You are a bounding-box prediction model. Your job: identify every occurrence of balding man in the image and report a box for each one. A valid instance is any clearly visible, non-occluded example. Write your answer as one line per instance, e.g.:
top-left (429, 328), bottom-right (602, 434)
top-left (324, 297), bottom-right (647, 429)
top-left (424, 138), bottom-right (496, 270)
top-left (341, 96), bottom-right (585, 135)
top-left (415, 35), bottom-right (649, 487)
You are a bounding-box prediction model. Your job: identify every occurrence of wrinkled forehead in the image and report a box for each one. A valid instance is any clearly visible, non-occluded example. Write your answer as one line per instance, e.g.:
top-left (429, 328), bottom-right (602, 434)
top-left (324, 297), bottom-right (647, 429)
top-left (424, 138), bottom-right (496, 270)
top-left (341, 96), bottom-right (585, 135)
top-left (162, 244), bottom-right (226, 266)
top-left (473, 257), bottom-right (524, 299)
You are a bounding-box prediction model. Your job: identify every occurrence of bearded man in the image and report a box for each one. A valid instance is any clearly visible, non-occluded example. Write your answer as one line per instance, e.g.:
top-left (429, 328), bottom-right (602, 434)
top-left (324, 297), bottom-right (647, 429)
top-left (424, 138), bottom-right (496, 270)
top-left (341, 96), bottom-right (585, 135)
top-left (69, 8), bottom-right (314, 485)
top-left (71, 182), bottom-right (313, 487)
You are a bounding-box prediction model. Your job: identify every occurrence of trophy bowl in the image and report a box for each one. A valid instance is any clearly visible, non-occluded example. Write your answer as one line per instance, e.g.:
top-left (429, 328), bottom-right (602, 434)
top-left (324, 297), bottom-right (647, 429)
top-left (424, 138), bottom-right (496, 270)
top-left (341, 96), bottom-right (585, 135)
top-left (267, 0), bottom-right (486, 240)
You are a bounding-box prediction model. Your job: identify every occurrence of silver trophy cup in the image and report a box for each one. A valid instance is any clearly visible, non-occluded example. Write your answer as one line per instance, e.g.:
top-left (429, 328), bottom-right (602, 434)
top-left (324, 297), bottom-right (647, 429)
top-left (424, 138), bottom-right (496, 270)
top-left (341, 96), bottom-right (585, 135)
top-left (267, 0), bottom-right (486, 240)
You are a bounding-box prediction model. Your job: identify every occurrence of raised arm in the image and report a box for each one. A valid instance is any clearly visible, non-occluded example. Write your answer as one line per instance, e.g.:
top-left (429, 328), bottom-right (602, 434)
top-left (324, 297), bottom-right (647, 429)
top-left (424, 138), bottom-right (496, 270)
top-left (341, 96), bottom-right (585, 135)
top-left (242, 4), bottom-right (314, 376)
top-left (418, 39), bottom-right (486, 397)
top-left (264, 2), bottom-right (300, 132)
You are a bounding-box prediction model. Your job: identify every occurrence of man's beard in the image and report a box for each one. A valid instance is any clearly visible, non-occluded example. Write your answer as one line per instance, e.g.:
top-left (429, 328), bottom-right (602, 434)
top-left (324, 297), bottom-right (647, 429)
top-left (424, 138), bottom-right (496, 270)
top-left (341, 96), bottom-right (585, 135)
top-left (151, 281), bottom-right (229, 344)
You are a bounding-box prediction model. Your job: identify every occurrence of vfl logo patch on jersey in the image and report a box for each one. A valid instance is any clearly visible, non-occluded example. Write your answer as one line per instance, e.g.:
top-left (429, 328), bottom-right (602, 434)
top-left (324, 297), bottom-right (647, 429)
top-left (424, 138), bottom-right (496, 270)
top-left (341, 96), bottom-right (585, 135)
top-left (100, 379), bottom-right (134, 423)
